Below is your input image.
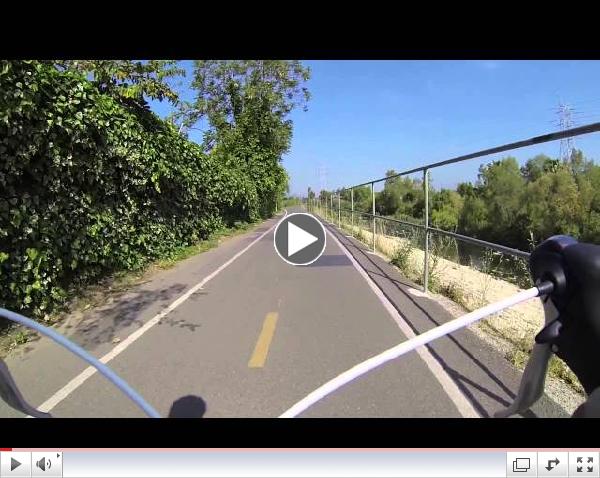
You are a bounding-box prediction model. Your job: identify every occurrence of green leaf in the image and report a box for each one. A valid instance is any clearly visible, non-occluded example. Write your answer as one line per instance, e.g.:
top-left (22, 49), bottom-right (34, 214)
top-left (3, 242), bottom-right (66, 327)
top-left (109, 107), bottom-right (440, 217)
top-left (26, 247), bottom-right (38, 261)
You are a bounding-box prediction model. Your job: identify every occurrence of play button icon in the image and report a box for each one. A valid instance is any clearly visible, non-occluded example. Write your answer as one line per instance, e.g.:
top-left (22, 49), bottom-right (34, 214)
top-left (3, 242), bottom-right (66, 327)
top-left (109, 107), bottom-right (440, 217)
top-left (287, 222), bottom-right (318, 256)
top-left (1, 452), bottom-right (31, 476)
top-left (274, 213), bottom-right (326, 265)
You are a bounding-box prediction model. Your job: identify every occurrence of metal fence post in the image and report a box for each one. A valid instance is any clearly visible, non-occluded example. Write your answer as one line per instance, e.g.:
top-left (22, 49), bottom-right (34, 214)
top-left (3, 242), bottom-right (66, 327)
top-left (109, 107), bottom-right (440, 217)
top-left (423, 168), bottom-right (429, 294)
top-left (330, 194), bottom-right (333, 223)
top-left (371, 182), bottom-right (376, 252)
top-left (351, 188), bottom-right (354, 235)
top-left (338, 194), bottom-right (341, 227)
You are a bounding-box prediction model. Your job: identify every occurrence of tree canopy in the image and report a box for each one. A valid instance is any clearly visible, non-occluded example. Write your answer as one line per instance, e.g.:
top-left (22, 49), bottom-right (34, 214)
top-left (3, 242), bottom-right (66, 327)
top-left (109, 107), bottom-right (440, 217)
top-left (55, 60), bottom-right (185, 106)
top-left (321, 149), bottom-right (600, 251)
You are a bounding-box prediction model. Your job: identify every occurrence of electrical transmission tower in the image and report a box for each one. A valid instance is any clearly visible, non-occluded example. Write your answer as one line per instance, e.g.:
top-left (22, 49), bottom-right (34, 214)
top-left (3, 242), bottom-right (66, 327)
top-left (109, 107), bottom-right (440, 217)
top-left (555, 102), bottom-right (575, 162)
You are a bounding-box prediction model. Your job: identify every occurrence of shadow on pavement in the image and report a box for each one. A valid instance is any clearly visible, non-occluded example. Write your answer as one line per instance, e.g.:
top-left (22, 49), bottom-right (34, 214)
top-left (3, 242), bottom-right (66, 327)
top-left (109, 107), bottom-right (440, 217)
top-left (72, 283), bottom-right (204, 349)
top-left (327, 225), bottom-right (539, 418)
top-left (0, 358), bottom-right (52, 418)
top-left (168, 395), bottom-right (207, 418)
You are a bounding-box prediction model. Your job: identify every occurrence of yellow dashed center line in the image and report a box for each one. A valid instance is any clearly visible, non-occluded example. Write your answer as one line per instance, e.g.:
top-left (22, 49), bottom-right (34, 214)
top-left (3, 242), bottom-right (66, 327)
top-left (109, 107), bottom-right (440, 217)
top-left (248, 312), bottom-right (279, 368)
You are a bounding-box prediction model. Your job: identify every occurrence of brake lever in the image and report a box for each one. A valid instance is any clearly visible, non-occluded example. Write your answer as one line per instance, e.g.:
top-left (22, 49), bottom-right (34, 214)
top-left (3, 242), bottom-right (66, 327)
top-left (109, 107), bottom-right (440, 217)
top-left (495, 234), bottom-right (600, 418)
top-left (0, 359), bottom-right (52, 418)
top-left (494, 293), bottom-right (556, 417)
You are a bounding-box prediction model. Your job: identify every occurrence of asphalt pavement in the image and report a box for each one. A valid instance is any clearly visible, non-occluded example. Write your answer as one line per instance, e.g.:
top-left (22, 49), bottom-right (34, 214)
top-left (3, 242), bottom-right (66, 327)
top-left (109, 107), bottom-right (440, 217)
top-left (0, 206), bottom-right (568, 417)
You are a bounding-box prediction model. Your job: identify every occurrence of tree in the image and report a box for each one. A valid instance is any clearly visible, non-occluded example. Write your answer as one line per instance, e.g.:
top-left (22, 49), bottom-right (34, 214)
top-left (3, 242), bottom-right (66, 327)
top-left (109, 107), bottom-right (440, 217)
top-left (458, 196), bottom-right (489, 237)
top-left (521, 154), bottom-right (560, 182)
top-left (179, 61), bottom-right (310, 218)
top-left (566, 149), bottom-right (592, 178)
top-left (571, 159), bottom-right (600, 242)
top-left (431, 189), bottom-right (464, 231)
top-left (352, 185), bottom-right (373, 212)
top-left (377, 173), bottom-right (402, 215)
top-left (179, 60), bottom-right (310, 151)
top-left (384, 169), bottom-right (399, 187)
top-left (457, 182), bottom-right (476, 198)
top-left (374, 170), bottom-right (424, 219)
top-left (520, 166), bottom-right (582, 246)
top-left (54, 60), bottom-right (185, 106)
top-left (477, 157), bottom-right (525, 243)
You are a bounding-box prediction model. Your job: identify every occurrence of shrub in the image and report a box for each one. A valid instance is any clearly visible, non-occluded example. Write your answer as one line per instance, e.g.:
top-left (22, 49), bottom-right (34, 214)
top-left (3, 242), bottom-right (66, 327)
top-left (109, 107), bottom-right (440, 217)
top-left (0, 61), bottom-right (260, 318)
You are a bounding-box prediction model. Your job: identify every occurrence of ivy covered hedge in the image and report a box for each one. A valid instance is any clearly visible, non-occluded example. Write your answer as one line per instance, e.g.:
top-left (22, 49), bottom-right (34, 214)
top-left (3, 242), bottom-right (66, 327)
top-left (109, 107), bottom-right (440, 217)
top-left (0, 61), bottom-right (262, 318)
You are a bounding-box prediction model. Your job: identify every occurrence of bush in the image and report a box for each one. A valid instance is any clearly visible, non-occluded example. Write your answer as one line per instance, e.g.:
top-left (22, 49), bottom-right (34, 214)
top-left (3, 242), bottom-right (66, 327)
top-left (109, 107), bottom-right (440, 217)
top-left (0, 61), bottom-right (260, 318)
top-left (391, 239), bottom-right (414, 273)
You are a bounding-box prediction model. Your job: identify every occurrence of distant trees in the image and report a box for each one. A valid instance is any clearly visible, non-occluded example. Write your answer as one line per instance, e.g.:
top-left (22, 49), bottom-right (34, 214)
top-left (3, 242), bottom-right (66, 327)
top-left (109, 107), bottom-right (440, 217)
top-left (455, 151), bottom-right (600, 249)
top-left (458, 195), bottom-right (488, 237)
top-left (322, 149), bottom-right (600, 250)
top-left (431, 189), bottom-right (463, 231)
top-left (375, 170), bottom-right (424, 219)
top-left (459, 151), bottom-right (600, 249)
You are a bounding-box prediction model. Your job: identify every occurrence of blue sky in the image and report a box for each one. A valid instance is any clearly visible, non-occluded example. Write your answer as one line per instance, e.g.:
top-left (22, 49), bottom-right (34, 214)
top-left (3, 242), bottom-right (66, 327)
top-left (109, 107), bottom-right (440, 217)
top-left (149, 60), bottom-right (600, 196)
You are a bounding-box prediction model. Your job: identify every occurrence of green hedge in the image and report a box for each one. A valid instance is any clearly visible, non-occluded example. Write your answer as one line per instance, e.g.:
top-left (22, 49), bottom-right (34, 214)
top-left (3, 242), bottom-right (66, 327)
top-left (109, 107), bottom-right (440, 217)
top-left (0, 61), bottom-right (260, 318)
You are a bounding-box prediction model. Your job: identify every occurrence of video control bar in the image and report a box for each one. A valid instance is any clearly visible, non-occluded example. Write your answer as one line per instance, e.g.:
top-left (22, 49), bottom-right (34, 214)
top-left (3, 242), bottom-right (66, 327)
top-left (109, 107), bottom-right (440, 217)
top-left (0, 450), bottom-right (598, 477)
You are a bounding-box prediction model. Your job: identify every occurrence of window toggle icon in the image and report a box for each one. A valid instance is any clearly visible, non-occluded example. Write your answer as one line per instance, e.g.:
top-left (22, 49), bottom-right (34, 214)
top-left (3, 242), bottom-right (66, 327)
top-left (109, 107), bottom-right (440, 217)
top-left (514, 458), bottom-right (531, 472)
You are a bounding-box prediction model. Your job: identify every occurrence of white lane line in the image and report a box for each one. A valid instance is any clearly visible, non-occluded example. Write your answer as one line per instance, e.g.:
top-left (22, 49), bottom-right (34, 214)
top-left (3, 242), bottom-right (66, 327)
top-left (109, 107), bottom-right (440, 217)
top-left (36, 211), bottom-right (287, 414)
top-left (280, 283), bottom-right (539, 418)
top-left (286, 226), bottom-right (479, 418)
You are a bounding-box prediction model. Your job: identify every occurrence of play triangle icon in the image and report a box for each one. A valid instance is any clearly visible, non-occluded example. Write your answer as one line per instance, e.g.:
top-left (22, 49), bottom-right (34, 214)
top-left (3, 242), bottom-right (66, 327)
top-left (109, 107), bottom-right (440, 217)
top-left (288, 221), bottom-right (318, 256)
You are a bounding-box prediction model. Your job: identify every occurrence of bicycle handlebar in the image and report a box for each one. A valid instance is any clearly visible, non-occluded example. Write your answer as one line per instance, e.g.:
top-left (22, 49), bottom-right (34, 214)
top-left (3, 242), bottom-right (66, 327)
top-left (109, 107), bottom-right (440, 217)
top-left (530, 235), bottom-right (600, 394)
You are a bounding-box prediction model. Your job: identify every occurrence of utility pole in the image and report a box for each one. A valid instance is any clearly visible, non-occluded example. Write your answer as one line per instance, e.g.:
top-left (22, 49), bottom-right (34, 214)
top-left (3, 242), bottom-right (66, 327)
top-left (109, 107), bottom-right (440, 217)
top-left (371, 182), bottom-right (376, 252)
top-left (338, 193), bottom-right (341, 227)
top-left (317, 164), bottom-right (328, 219)
top-left (330, 194), bottom-right (333, 222)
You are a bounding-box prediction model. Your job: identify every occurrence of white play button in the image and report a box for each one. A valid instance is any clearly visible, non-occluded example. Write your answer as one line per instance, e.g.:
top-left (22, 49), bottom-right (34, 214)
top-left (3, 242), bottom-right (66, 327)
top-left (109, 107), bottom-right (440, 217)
top-left (288, 221), bottom-right (318, 257)
top-left (274, 213), bottom-right (326, 266)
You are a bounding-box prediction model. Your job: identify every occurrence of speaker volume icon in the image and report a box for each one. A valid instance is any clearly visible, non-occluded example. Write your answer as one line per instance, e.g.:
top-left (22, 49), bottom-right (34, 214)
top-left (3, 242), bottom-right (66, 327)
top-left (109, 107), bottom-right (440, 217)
top-left (36, 457), bottom-right (52, 471)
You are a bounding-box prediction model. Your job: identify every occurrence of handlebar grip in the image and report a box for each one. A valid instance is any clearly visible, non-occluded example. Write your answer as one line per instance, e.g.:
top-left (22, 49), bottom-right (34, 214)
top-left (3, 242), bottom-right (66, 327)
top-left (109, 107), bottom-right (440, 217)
top-left (530, 236), bottom-right (600, 395)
